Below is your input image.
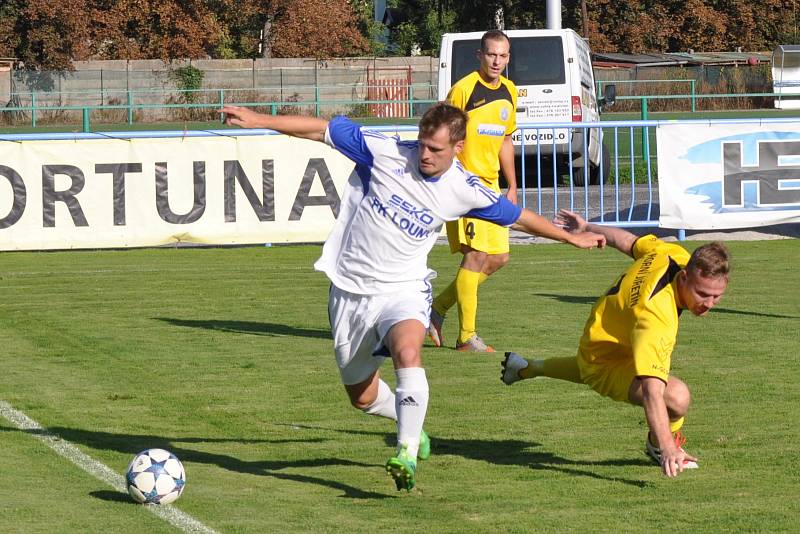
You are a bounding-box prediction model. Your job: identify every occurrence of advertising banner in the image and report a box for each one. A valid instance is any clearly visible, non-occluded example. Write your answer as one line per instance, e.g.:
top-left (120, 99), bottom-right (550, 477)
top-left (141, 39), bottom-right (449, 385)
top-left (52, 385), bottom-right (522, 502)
top-left (657, 123), bottom-right (800, 229)
top-left (0, 134), bottom-right (355, 250)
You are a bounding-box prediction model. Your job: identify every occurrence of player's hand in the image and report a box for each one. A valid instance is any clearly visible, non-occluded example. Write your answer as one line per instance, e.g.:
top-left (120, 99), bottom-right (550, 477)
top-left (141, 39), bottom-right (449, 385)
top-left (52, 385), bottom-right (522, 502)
top-left (219, 105), bottom-right (263, 129)
top-left (660, 447), bottom-right (697, 477)
top-left (569, 230), bottom-right (606, 249)
top-left (505, 186), bottom-right (518, 206)
top-left (554, 209), bottom-right (588, 233)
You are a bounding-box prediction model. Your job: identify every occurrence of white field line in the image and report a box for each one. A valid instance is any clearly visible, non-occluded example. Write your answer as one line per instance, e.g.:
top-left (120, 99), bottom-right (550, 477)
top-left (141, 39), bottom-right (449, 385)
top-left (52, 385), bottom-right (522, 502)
top-left (0, 400), bottom-right (219, 534)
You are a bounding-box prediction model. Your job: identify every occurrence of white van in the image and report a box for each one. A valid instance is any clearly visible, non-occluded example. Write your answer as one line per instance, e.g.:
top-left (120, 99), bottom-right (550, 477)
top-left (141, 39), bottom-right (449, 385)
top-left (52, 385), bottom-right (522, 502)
top-left (438, 29), bottom-right (615, 185)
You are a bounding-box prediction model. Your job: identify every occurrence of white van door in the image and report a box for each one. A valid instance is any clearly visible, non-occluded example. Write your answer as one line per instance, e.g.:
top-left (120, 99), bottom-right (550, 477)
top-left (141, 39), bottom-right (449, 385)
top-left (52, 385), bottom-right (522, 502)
top-left (505, 32), bottom-right (574, 150)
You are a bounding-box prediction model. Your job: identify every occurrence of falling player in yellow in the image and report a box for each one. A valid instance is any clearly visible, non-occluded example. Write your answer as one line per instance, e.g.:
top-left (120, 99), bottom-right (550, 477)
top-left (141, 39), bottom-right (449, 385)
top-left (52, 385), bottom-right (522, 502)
top-left (502, 209), bottom-right (731, 477)
top-left (428, 29), bottom-right (519, 352)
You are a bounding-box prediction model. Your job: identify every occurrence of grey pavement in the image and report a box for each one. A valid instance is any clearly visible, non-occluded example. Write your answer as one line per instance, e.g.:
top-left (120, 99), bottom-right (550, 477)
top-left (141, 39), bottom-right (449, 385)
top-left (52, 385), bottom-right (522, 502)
top-left (503, 185), bottom-right (799, 243)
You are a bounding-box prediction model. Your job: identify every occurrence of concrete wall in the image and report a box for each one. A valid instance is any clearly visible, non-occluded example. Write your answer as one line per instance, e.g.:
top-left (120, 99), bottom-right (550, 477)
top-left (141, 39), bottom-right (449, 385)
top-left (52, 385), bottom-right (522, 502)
top-left (5, 56), bottom-right (439, 107)
top-left (0, 57), bottom-right (440, 123)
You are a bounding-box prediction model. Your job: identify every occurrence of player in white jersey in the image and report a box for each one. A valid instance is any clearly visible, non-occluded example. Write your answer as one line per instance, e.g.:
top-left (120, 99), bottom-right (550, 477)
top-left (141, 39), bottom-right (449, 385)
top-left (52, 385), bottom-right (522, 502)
top-left (221, 102), bottom-right (606, 492)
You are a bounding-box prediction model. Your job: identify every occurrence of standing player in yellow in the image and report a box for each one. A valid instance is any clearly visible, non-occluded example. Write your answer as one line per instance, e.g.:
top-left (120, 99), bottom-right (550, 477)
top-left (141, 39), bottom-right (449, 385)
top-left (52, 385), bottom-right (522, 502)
top-left (502, 209), bottom-right (731, 477)
top-left (428, 30), bottom-right (518, 352)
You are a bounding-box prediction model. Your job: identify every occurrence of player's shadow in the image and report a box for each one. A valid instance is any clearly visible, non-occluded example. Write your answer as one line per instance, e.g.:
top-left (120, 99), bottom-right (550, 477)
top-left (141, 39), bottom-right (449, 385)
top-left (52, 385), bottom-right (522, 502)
top-left (429, 435), bottom-right (651, 488)
top-left (154, 317), bottom-right (331, 340)
top-left (707, 307), bottom-right (798, 319)
top-left (286, 424), bottom-right (650, 488)
top-left (533, 293), bottom-right (598, 306)
top-left (90, 490), bottom-right (133, 504)
top-left (533, 293), bottom-right (798, 319)
top-left (0, 425), bottom-right (391, 500)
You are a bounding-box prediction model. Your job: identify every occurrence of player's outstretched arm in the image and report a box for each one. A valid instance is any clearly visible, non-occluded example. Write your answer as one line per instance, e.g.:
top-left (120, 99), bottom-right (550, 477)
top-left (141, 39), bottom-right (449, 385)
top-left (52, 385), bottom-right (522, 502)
top-left (554, 209), bottom-right (636, 257)
top-left (511, 209), bottom-right (606, 249)
top-left (220, 105), bottom-right (328, 142)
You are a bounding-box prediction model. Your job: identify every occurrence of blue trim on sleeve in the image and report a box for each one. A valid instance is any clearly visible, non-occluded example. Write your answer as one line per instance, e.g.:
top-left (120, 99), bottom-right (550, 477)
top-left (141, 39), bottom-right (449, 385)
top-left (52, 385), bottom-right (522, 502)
top-left (328, 116), bottom-right (373, 168)
top-left (466, 196), bottom-right (522, 227)
top-left (328, 115), bottom-right (375, 192)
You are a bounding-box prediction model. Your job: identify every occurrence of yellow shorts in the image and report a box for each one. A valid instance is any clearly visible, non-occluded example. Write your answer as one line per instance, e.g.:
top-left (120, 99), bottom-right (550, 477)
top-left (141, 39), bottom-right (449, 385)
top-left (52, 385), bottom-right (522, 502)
top-left (446, 216), bottom-right (510, 255)
top-left (577, 348), bottom-right (637, 403)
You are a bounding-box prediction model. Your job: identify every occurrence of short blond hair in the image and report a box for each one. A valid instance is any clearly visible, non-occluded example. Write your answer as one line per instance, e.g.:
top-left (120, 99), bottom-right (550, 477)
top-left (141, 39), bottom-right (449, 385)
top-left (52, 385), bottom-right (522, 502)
top-left (687, 241), bottom-right (731, 279)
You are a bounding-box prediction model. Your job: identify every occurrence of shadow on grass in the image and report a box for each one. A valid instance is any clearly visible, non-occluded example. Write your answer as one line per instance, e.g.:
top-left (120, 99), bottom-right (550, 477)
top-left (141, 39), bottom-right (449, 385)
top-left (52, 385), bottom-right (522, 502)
top-left (0, 425), bottom-right (390, 500)
top-left (154, 317), bottom-right (331, 339)
top-left (534, 293), bottom-right (798, 319)
top-left (286, 424), bottom-right (651, 489)
top-left (90, 490), bottom-right (134, 504)
top-left (411, 435), bottom-right (651, 489)
top-left (533, 293), bottom-right (598, 306)
top-left (707, 307), bottom-right (798, 319)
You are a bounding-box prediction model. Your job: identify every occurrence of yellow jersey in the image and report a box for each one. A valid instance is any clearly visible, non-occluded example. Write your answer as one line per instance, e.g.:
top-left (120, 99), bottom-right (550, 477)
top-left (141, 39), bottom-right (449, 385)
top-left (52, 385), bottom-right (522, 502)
top-left (578, 235), bottom-right (691, 384)
top-left (447, 71), bottom-right (517, 187)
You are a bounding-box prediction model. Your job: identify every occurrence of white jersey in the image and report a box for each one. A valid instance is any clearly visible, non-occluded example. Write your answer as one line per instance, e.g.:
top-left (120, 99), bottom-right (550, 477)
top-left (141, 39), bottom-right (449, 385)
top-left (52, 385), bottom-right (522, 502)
top-left (314, 116), bottom-right (521, 295)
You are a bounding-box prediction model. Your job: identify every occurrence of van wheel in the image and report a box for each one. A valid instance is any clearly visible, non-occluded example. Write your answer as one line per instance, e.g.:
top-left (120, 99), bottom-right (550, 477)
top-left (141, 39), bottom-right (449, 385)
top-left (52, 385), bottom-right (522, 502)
top-left (515, 154), bottom-right (558, 187)
top-left (568, 166), bottom-right (589, 187)
top-left (588, 142), bottom-right (611, 185)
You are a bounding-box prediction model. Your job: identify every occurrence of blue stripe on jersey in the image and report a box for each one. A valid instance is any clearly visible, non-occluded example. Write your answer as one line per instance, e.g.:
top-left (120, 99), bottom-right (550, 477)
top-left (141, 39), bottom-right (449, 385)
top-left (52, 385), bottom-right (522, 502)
top-left (467, 178), bottom-right (502, 204)
top-left (328, 115), bottom-right (376, 168)
top-left (328, 115), bottom-right (376, 192)
top-left (467, 196), bottom-right (522, 227)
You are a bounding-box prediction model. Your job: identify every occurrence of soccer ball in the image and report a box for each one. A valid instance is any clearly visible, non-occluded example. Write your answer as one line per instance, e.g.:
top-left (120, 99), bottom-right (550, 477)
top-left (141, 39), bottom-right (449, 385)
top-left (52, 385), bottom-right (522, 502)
top-left (125, 448), bottom-right (186, 504)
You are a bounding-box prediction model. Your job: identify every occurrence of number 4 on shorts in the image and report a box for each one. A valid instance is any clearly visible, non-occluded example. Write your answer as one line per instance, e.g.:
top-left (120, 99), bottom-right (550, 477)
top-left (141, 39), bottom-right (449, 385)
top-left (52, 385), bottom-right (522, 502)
top-left (465, 221), bottom-right (475, 239)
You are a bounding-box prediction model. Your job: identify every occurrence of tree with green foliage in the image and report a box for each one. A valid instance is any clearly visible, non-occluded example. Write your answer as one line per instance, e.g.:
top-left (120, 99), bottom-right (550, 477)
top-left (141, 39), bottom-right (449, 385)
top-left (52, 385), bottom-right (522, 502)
top-left (205, 0), bottom-right (270, 59)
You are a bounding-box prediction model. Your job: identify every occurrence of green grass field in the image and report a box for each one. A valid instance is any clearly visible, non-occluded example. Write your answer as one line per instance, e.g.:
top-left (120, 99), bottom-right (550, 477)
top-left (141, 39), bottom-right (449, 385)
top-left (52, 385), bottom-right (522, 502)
top-left (1, 240), bottom-right (798, 532)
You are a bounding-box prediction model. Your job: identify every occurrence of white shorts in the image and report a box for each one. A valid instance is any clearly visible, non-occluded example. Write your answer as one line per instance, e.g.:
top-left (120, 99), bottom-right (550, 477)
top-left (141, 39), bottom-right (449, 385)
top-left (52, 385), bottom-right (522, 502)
top-left (328, 284), bottom-right (432, 385)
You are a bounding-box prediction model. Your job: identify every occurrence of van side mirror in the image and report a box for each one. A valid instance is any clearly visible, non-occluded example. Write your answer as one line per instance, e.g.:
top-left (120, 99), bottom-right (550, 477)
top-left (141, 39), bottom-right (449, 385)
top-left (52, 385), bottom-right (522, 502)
top-left (600, 84), bottom-right (616, 110)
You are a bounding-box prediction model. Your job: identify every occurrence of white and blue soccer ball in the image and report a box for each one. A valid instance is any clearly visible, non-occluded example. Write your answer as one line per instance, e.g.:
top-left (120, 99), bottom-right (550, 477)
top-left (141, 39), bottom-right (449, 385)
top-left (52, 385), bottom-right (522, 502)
top-left (125, 448), bottom-right (186, 504)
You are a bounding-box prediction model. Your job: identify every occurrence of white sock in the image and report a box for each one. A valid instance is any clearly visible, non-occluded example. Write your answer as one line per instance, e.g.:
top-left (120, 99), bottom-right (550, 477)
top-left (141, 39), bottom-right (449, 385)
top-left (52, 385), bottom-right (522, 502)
top-left (361, 379), bottom-right (397, 420)
top-left (395, 367), bottom-right (429, 459)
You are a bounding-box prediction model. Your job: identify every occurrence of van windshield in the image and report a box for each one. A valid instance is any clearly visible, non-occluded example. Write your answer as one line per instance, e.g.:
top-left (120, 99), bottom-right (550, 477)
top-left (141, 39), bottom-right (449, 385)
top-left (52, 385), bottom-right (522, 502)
top-left (449, 36), bottom-right (566, 87)
top-left (450, 39), bottom-right (482, 84)
top-left (508, 36), bottom-right (565, 85)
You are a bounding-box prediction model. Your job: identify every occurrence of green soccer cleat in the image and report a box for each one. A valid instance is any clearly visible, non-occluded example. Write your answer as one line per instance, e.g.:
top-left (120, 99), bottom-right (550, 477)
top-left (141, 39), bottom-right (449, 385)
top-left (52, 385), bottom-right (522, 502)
top-left (386, 444), bottom-right (417, 491)
top-left (418, 430), bottom-right (431, 461)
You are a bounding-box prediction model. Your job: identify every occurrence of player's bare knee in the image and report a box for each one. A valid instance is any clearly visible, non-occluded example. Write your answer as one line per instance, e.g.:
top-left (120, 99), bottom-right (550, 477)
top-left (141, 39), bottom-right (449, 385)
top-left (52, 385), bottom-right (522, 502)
top-left (391, 345), bottom-right (422, 368)
top-left (665, 379), bottom-right (691, 417)
top-left (461, 248), bottom-right (488, 271)
top-left (487, 253), bottom-right (510, 273)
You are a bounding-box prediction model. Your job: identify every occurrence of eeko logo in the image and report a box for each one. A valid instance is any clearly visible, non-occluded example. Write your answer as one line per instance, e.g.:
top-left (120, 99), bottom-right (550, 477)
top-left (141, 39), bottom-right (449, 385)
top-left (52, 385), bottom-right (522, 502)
top-left (681, 132), bottom-right (800, 213)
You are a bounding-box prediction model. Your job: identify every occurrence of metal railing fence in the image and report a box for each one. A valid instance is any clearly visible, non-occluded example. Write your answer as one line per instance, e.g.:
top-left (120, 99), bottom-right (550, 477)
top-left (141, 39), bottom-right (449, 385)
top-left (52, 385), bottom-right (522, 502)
top-left (597, 79), bottom-right (698, 111)
top-left (4, 89), bottom-right (800, 132)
